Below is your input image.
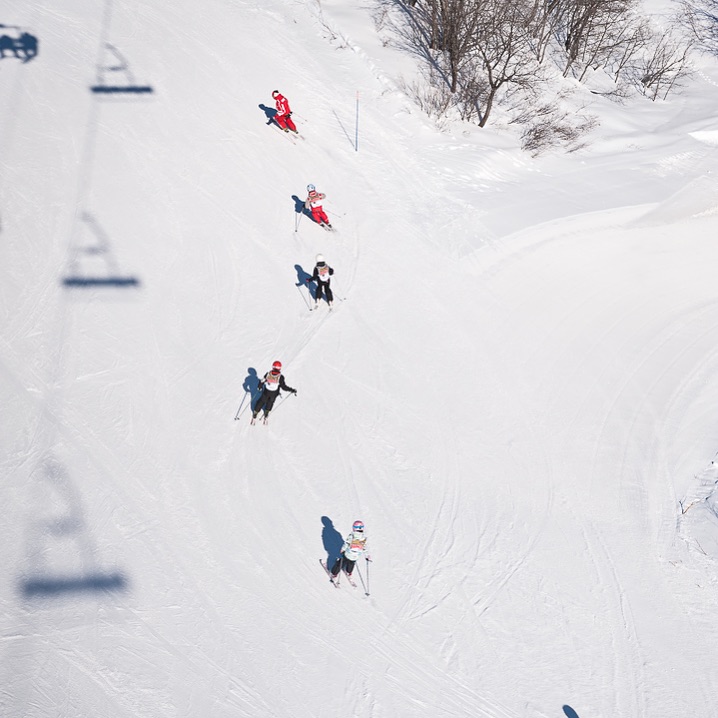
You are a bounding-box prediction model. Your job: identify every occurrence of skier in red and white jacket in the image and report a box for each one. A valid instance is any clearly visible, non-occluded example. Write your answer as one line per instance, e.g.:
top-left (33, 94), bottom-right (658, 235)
top-left (305, 184), bottom-right (332, 228)
top-left (271, 90), bottom-right (298, 133)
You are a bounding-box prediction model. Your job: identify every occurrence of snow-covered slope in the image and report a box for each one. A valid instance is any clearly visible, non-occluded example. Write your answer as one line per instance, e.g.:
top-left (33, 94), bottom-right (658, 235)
top-left (2, 1), bottom-right (718, 716)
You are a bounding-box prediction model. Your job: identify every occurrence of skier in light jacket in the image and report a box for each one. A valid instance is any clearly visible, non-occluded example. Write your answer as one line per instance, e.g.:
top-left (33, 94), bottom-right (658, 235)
top-left (305, 184), bottom-right (332, 228)
top-left (330, 520), bottom-right (370, 579)
top-left (272, 90), bottom-right (298, 133)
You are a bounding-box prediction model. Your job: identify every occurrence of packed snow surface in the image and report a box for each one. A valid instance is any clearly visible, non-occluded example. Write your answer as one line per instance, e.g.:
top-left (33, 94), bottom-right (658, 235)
top-left (2, 1), bottom-right (718, 717)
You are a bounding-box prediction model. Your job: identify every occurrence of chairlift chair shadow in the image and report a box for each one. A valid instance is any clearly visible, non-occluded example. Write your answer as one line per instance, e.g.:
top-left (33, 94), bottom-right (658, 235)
top-left (90, 43), bottom-right (153, 94)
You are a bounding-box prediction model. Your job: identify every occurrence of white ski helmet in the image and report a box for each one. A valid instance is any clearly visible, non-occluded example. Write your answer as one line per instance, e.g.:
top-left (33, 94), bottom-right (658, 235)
top-left (316, 254), bottom-right (325, 264)
top-left (307, 183), bottom-right (316, 192)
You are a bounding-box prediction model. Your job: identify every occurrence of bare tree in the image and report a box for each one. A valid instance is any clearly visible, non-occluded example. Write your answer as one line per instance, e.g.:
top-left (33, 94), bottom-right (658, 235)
top-left (575, 7), bottom-right (649, 82)
top-left (559, 0), bottom-right (638, 78)
top-left (679, 0), bottom-right (718, 54)
top-left (637, 26), bottom-right (694, 100)
top-left (526, 0), bottom-right (570, 63)
top-left (605, 17), bottom-right (651, 82)
top-left (422, 0), bottom-right (485, 92)
top-left (474, 0), bottom-right (540, 125)
top-left (391, 0), bottom-right (696, 144)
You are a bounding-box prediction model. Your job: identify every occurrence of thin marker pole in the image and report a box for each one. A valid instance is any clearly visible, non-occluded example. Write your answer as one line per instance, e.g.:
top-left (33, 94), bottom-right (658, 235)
top-left (355, 91), bottom-right (359, 152)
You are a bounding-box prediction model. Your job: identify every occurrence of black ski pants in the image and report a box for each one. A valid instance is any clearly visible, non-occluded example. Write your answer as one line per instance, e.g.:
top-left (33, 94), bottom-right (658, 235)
top-left (331, 554), bottom-right (355, 577)
top-left (253, 389), bottom-right (279, 416)
top-left (315, 279), bottom-right (333, 303)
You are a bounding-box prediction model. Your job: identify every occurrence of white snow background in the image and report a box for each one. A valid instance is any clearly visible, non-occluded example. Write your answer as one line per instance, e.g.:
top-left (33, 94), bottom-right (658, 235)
top-left (2, 0), bottom-right (718, 716)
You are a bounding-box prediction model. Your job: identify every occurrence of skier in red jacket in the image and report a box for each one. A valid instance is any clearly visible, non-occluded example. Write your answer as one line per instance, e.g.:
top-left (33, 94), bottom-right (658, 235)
top-left (272, 90), bottom-right (298, 133)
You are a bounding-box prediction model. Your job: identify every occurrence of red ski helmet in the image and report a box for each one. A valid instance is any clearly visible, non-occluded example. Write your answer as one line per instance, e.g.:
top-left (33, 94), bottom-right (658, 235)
top-left (272, 360), bottom-right (282, 372)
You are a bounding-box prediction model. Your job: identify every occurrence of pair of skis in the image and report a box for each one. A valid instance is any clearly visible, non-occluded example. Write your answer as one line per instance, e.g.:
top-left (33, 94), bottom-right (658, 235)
top-left (319, 559), bottom-right (356, 588)
top-left (249, 414), bottom-right (270, 426)
top-left (275, 126), bottom-right (305, 143)
top-left (309, 302), bottom-right (333, 312)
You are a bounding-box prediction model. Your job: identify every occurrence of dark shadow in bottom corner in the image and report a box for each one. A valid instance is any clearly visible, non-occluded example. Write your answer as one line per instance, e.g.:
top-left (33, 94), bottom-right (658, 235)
top-left (563, 705), bottom-right (580, 718)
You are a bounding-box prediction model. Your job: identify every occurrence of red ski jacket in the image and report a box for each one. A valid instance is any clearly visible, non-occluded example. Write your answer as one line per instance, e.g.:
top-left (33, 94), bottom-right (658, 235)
top-left (274, 93), bottom-right (291, 117)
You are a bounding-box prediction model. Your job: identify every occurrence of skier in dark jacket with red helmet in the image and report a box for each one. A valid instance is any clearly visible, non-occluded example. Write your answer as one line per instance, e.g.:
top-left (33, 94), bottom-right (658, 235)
top-left (251, 361), bottom-right (297, 423)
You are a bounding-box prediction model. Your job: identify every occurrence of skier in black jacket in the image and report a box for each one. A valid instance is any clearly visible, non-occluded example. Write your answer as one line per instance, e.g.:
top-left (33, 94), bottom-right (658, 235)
top-left (305, 254), bottom-right (334, 309)
top-left (251, 361), bottom-right (297, 423)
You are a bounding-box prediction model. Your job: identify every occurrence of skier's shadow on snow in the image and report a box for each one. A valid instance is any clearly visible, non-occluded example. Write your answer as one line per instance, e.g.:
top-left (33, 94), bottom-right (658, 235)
top-left (258, 103), bottom-right (277, 127)
top-left (292, 195), bottom-right (313, 220)
top-left (321, 516), bottom-right (344, 565)
top-left (243, 368), bottom-right (261, 409)
top-left (294, 263), bottom-right (314, 296)
top-left (562, 706), bottom-right (580, 718)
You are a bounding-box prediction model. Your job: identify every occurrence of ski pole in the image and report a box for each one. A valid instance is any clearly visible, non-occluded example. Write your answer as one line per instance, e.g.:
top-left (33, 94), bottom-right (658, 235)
top-left (329, 279), bottom-right (346, 302)
top-left (296, 283), bottom-right (312, 310)
top-left (324, 202), bottom-right (347, 217)
top-left (356, 561), bottom-right (369, 596)
top-left (234, 391), bottom-right (249, 420)
top-left (294, 208), bottom-right (304, 233)
top-left (270, 389), bottom-right (298, 415)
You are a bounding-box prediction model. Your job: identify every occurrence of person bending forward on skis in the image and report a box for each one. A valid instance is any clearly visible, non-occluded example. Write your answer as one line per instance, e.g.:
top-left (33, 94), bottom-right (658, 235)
top-left (272, 90), bottom-right (298, 133)
top-left (330, 520), bottom-right (370, 579)
top-left (306, 253), bottom-right (334, 308)
top-left (305, 184), bottom-right (332, 228)
top-left (252, 361), bottom-right (297, 421)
